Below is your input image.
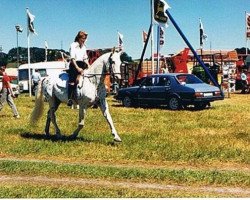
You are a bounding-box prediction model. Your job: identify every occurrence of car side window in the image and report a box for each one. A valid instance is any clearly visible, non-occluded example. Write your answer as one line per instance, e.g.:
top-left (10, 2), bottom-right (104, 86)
top-left (144, 78), bottom-right (153, 86)
top-left (155, 77), bottom-right (171, 86)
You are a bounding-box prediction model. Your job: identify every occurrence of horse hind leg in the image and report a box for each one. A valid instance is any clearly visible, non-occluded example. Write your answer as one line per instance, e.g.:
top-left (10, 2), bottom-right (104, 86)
top-left (100, 99), bottom-right (121, 142)
top-left (48, 99), bottom-right (62, 139)
top-left (45, 109), bottom-right (51, 137)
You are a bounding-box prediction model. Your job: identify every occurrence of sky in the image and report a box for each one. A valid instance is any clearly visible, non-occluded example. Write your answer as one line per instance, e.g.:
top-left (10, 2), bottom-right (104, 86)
top-left (0, 0), bottom-right (250, 59)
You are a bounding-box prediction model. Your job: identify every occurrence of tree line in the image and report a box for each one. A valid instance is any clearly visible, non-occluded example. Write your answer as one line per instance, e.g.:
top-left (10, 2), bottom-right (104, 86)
top-left (0, 47), bottom-right (133, 68)
top-left (0, 47), bottom-right (69, 67)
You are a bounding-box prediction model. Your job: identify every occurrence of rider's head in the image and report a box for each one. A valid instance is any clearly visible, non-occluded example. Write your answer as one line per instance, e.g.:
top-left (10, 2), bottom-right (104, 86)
top-left (74, 31), bottom-right (88, 45)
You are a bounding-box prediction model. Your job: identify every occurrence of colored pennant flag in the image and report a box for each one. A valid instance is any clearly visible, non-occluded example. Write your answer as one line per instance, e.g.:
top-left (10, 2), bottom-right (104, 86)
top-left (154, 0), bottom-right (170, 27)
top-left (118, 31), bottom-right (123, 50)
top-left (142, 30), bottom-right (148, 43)
top-left (27, 8), bottom-right (37, 35)
top-left (246, 12), bottom-right (250, 39)
top-left (199, 18), bottom-right (207, 48)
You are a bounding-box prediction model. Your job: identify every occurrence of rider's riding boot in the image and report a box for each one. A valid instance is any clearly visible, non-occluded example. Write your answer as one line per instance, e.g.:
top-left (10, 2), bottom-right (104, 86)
top-left (67, 84), bottom-right (75, 106)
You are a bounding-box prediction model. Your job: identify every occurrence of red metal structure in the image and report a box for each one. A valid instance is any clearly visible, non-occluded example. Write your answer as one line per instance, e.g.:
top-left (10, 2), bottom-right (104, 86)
top-left (122, 48), bottom-right (190, 86)
top-left (169, 48), bottom-right (189, 73)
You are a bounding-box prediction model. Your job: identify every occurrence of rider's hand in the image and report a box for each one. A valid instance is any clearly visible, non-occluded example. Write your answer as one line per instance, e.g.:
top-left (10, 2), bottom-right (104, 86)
top-left (79, 68), bottom-right (84, 75)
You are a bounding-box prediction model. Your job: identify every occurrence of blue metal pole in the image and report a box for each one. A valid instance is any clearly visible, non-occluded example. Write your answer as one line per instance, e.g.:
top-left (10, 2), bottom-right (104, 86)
top-left (165, 9), bottom-right (220, 88)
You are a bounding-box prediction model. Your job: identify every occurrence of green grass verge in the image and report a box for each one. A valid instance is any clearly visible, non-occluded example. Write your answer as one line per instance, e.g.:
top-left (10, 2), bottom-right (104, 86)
top-left (0, 160), bottom-right (249, 187)
top-left (0, 184), bottom-right (240, 198)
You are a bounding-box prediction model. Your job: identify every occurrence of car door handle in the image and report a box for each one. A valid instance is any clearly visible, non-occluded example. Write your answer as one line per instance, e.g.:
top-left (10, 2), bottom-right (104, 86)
top-left (165, 87), bottom-right (171, 91)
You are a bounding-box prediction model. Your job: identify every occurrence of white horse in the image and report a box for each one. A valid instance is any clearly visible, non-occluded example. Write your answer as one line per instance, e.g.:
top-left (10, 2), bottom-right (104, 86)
top-left (30, 50), bottom-right (122, 142)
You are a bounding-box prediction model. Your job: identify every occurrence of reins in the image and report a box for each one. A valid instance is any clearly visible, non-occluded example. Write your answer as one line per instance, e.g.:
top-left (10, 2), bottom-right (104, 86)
top-left (82, 52), bottom-right (120, 78)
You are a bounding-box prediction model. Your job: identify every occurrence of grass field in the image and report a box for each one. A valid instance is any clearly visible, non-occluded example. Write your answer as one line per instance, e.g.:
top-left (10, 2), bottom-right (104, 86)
top-left (0, 92), bottom-right (249, 197)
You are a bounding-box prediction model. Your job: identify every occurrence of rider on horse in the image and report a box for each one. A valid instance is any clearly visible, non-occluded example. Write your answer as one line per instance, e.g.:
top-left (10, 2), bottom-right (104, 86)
top-left (67, 30), bottom-right (90, 106)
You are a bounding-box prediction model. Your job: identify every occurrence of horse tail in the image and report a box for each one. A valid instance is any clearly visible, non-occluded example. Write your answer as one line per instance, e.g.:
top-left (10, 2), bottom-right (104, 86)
top-left (30, 79), bottom-right (45, 125)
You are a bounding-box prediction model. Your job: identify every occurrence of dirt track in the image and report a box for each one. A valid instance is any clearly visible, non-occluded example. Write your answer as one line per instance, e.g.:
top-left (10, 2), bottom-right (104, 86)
top-left (0, 174), bottom-right (249, 196)
top-left (0, 157), bottom-right (249, 197)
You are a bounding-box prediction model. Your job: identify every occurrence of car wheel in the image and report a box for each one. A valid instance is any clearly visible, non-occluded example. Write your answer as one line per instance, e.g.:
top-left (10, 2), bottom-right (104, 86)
top-left (168, 96), bottom-right (181, 110)
top-left (122, 96), bottom-right (133, 107)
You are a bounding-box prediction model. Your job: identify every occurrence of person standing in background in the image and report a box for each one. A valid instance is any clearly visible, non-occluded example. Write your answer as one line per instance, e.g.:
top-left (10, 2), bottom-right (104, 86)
top-left (31, 68), bottom-right (41, 95)
top-left (0, 66), bottom-right (20, 118)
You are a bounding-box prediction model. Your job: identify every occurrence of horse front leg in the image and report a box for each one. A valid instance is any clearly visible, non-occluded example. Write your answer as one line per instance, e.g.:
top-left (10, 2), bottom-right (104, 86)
top-left (99, 99), bottom-right (121, 142)
top-left (70, 105), bottom-right (86, 139)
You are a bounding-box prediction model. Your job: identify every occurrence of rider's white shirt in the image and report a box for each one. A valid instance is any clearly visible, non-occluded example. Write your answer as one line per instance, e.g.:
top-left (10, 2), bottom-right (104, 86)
top-left (70, 42), bottom-right (88, 61)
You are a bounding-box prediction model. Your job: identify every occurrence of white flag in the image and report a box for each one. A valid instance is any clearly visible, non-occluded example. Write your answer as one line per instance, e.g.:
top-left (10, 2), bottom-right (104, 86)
top-left (199, 18), bottom-right (207, 47)
top-left (118, 32), bottom-right (123, 49)
top-left (45, 40), bottom-right (48, 49)
top-left (27, 9), bottom-right (37, 35)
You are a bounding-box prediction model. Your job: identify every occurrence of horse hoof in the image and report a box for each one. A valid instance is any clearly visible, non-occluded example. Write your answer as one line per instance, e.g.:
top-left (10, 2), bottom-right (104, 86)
top-left (69, 134), bottom-right (77, 140)
top-left (56, 134), bottom-right (62, 140)
top-left (114, 136), bottom-right (122, 142)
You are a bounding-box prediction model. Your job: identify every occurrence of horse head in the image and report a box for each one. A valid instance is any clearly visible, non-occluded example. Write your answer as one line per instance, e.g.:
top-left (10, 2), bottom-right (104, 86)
top-left (108, 48), bottom-right (122, 80)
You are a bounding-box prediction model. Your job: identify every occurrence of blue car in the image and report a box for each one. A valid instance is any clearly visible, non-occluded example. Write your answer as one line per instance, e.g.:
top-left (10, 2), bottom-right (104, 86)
top-left (115, 73), bottom-right (224, 110)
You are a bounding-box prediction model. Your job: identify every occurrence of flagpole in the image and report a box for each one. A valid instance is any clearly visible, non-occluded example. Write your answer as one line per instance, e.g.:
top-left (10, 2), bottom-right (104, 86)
top-left (45, 40), bottom-right (48, 62)
top-left (151, 0), bottom-right (154, 75)
top-left (26, 8), bottom-right (32, 97)
top-left (165, 9), bottom-right (220, 88)
top-left (134, 26), bottom-right (152, 85)
top-left (156, 25), bottom-right (160, 74)
top-left (246, 11), bottom-right (248, 55)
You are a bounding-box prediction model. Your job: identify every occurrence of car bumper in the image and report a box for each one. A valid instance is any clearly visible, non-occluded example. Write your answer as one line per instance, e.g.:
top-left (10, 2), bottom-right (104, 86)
top-left (182, 96), bottom-right (224, 103)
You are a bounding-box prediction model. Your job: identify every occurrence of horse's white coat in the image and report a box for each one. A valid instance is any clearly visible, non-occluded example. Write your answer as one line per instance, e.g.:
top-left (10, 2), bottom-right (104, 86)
top-left (30, 51), bottom-right (122, 142)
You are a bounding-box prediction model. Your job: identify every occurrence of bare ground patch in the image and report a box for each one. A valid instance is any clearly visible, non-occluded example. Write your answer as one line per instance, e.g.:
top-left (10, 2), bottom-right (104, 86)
top-left (0, 174), bottom-right (249, 197)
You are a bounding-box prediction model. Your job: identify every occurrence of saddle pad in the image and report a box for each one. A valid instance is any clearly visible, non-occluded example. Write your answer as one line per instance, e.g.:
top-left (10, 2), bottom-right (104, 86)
top-left (56, 72), bottom-right (69, 88)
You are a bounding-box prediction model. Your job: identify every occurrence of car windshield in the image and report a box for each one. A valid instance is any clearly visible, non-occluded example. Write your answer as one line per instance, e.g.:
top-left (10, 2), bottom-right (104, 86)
top-left (176, 74), bottom-right (203, 84)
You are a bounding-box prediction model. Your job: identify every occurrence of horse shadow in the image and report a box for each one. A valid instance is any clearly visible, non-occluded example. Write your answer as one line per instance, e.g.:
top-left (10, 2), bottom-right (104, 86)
top-left (21, 132), bottom-right (89, 142)
top-left (20, 132), bottom-right (119, 146)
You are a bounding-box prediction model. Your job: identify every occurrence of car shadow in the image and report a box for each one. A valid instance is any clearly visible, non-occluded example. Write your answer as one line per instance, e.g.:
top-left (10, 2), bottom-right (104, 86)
top-left (111, 104), bottom-right (211, 111)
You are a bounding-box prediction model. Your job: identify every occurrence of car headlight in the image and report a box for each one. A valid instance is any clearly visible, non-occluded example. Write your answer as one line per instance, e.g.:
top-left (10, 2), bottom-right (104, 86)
top-left (194, 92), bottom-right (204, 98)
top-left (214, 91), bottom-right (221, 96)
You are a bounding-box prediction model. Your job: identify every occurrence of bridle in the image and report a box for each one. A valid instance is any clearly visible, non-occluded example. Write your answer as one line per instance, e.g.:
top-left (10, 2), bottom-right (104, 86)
top-left (85, 52), bottom-right (118, 77)
top-left (106, 52), bottom-right (116, 80)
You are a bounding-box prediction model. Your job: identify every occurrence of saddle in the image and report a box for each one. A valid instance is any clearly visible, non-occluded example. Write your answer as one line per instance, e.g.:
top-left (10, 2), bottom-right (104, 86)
top-left (55, 72), bottom-right (96, 102)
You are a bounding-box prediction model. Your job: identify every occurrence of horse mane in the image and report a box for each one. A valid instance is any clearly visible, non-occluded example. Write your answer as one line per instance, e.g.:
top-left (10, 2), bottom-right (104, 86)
top-left (87, 52), bottom-right (112, 74)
